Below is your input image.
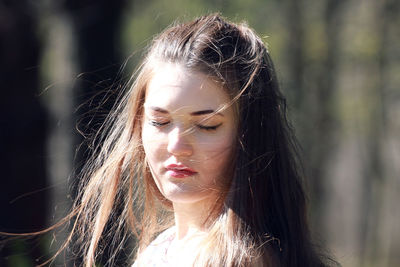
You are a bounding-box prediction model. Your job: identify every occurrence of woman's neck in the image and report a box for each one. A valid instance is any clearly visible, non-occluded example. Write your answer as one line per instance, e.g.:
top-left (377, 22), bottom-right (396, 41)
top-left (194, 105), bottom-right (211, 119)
top-left (172, 199), bottom-right (215, 240)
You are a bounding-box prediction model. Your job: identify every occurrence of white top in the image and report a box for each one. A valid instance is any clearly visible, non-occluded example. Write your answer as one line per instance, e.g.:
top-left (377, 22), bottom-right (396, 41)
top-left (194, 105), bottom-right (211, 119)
top-left (132, 227), bottom-right (176, 267)
top-left (132, 227), bottom-right (207, 267)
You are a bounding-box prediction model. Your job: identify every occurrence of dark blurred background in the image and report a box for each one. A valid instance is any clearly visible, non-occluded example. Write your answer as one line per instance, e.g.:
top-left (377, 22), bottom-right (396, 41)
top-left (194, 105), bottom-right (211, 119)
top-left (1, 0), bottom-right (399, 266)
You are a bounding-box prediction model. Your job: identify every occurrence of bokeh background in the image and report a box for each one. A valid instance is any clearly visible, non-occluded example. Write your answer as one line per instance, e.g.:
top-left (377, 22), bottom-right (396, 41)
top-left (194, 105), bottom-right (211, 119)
top-left (1, 0), bottom-right (399, 266)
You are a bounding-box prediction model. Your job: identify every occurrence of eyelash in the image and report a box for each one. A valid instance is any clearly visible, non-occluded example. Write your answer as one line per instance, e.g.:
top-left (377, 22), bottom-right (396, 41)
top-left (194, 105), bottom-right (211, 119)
top-left (149, 120), bottom-right (221, 131)
top-left (196, 123), bottom-right (221, 131)
top-left (149, 120), bottom-right (169, 127)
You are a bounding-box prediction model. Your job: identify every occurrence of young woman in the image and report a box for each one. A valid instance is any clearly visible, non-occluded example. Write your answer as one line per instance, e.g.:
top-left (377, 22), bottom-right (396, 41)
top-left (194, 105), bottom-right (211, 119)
top-left (42, 14), bottom-right (336, 266)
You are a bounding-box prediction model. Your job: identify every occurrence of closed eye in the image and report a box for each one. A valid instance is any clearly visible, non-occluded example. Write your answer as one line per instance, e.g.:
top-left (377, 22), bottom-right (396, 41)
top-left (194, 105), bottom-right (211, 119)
top-left (149, 120), bottom-right (170, 127)
top-left (149, 120), bottom-right (221, 131)
top-left (196, 123), bottom-right (222, 131)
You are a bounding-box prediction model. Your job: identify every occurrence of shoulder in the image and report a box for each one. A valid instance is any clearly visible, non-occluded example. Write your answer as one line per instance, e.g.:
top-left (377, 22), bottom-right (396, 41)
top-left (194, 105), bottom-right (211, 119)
top-left (132, 227), bottom-right (176, 267)
top-left (152, 227), bottom-right (176, 245)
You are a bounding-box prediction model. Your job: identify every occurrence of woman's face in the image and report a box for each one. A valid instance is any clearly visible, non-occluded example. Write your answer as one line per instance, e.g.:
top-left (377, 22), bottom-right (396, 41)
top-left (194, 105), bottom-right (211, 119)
top-left (142, 62), bottom-right (236, 206)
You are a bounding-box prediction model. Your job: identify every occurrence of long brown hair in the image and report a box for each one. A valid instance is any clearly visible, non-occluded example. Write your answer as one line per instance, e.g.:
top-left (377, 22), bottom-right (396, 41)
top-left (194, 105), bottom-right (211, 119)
top-left (9, 14), bottom-right (336, 267)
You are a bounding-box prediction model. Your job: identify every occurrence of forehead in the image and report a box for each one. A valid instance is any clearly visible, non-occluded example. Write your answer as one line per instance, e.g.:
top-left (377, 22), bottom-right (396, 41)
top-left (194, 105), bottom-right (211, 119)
top-left (145, 63), bottom-right (230, 112)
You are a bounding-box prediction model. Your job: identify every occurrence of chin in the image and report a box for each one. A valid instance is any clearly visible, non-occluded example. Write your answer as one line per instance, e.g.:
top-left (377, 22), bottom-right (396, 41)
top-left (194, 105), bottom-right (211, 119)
top-left (162, 190), bottom-right (216, 205)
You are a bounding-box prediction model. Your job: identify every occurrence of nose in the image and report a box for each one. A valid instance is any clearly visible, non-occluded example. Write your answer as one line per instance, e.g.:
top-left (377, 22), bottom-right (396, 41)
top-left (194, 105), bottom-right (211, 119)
top-left (167, 126), bottom-right (193, 157)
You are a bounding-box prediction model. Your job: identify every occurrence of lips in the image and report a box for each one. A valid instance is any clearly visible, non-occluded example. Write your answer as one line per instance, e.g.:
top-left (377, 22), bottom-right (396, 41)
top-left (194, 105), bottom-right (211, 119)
top-left (165, 164), bottom-right (197, 178)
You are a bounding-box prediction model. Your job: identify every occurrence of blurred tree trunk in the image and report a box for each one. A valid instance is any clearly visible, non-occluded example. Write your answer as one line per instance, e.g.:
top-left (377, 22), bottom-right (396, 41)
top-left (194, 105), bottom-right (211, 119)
top-left (40, 2), bottom-right (77, 266)
top-left (363, 0), bottom-right (400, 266)
top-left (321, 0), bottom-right (400, 266)
top-left (25, 0), bottom-right (130, 265)
top-left (310, 0), bottom-right (345, 234)
top-left (285, 0), bottom-right (305, 112)
top-left (62, 0), bottom-right (130, 265)
top-left (0, 1), bottom-right (47, 266)
top-left (284, 0), bottom-right (345, 235)
top-left (64, 0), bottom-right (128, 172)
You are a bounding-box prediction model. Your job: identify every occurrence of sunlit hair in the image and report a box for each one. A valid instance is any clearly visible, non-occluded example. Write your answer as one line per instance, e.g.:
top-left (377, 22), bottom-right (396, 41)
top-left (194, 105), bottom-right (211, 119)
top-left (16, 14), bottom-right (336, 267)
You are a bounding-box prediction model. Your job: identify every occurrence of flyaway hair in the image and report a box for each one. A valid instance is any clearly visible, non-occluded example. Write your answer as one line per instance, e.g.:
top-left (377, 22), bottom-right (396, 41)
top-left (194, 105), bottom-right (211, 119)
top-left (7, 14), bottom-right (338, 267)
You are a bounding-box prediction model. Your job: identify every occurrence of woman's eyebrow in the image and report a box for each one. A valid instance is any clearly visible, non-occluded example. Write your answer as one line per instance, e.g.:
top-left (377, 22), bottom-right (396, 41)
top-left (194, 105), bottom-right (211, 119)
top-left (190, 110), bottom-right (224, 117)
top-left (147, 106), bottom-right (169, 114)
top-left (146, 106), bottom-right (224, 117)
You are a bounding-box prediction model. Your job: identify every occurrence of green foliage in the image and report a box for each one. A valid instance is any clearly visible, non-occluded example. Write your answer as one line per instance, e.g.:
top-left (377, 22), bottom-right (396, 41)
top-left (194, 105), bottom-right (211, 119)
top-left (119, 0), bottom-right (286, 74)
top-left (7, 0), bottom-right (398, 266)
top-left (5, 240), bottom-right (34, 267)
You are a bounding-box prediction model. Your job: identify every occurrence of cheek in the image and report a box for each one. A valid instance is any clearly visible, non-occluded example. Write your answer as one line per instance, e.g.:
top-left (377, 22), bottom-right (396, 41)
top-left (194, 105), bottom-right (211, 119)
top-left (142, 126), bottom-right (166, 164)
top-left (198, 134), bottom-right (235, 172)
top-left (142, 128), bottom-right (166, 192)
